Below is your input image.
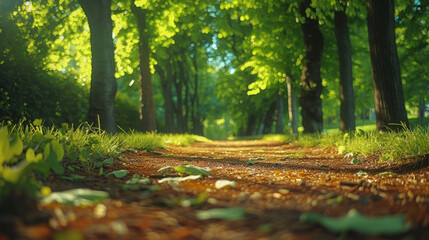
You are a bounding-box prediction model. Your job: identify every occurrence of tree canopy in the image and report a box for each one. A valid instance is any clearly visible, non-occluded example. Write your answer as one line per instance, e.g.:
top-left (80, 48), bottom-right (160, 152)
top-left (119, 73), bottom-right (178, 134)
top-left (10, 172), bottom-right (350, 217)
top-left (1, 0), bottom-right (427, 137)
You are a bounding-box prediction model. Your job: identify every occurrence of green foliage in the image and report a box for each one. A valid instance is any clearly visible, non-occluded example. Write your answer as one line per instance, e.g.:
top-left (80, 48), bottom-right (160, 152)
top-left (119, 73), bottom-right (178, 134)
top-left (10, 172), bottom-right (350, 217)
top-left (0, 127), bottom-right (64, 205)
top-left (115, 91), bottom-right (141, 132)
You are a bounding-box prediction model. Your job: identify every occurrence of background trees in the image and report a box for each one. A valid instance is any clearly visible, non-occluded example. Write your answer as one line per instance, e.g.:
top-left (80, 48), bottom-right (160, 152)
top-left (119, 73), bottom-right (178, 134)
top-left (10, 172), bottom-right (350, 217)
top-left (1, 0), bottom-right (426, 137)
top-left (79, 0), bottom-right (118, 133)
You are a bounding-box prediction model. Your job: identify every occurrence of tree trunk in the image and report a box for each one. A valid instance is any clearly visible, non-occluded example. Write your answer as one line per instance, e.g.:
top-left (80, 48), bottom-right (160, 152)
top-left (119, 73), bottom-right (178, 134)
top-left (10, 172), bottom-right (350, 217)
top-left (287, 77), bottom-right (299, 135)
top-left (131, 3), bottom-right (157, 132)
top-left (418, 97), bottom-right (425, 127)
top-left (334, 8), bottom-right (356, 132)
top-left (175, 49), bottom-right (187, 133)
top-left (191, 47), bottom-right (204, 135)
top-left (367, 0), bottom-right (409, 131)
top-left (246, 113), bottom-right (257, 136)
top-left (275, 91), bottom-right (284, 134)
top-left (154, 60), bottom-right (175, 133)
top-left (79, 0), bottom-right (117, 133)
top-left (263, 101), bottom-right (276, 134)
top-left (299, 0), bottom-right (324, 133)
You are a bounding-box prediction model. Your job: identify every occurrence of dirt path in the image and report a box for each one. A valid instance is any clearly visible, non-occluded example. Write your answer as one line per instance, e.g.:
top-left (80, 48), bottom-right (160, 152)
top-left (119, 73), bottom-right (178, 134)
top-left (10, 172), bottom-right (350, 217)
top-left (10, 140), bottom-right (429, 239)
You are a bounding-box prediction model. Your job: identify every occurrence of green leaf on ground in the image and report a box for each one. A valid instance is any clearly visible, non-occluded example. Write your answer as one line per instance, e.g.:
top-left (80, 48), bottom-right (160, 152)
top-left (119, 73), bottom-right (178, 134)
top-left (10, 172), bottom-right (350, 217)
top-left (158, 165), bottom-right (211, 176)
top-left (300, 209), bottom-right (411, 235)
top-left (61, 174), bottom-right (86, 181)
top-left (356, 170), bottom-right (367, 176)
top-left (122, 184), bottom-right (160, 191)
top-left (173, 165), bottom-right (211, 175)
top-left (106, 170), bottom-right (128, 178)
top-left (95, 157), bottom-right (114, 168)
top-left (349, 158), bottom-right (361, 164)
top-left (196, 208), bottom-right (246, 220)
top-left (246, 160), bottom-right (255, 165)
top-left (249, 157), bottom-right (265, 161)
top-left (126, 174), bottom-right (151, 184)
top-left (41, 188), bottom-right (108, 206)
top-left (163, 192), bottom-right (208, 207)
top-left (158, 175), bottom-right (202, 183)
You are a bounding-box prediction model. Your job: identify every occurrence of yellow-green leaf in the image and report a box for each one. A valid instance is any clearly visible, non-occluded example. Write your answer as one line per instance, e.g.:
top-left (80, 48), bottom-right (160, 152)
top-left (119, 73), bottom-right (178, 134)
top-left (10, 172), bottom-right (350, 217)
top-left (3, 162), bottom-right (28, 183)
top-left (26, 148), bottom-right (43, 163)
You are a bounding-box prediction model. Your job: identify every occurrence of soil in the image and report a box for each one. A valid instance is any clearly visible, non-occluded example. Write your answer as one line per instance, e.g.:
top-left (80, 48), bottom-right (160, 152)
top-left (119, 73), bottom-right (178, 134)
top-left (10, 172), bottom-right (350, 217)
top-left (2, 140), bottom-right (429, 239)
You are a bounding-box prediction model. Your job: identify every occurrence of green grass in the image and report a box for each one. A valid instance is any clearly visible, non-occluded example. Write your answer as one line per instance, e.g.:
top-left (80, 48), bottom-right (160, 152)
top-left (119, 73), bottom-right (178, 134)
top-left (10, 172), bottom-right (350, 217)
top-left (162, 134), bottom-right (210, 146)
top-left (0, 120), bottom-right (212, 206)
top-left (256, 124), bottom-right (428, 163)
top-left (336, 126), bottom-right (429, 161)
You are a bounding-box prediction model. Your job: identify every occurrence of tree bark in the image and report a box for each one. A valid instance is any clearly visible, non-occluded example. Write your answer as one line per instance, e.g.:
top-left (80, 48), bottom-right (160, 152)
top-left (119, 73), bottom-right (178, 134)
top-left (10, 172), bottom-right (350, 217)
top-left (418, 97), bottom-right (425, 127)
top-left (334, 8), bottom-right (356, 132)
top-left (79, 0), bottom-right (117, 133)
top-left (246, 113), bottom-right (257, 136)
top-left (287, 77), bottom-right (299, 135)
top-left (367, 0), bottom-right (409, 131)
top-left (275, 91), bottom-right (284, 134)
top-left (263, 101), bottom-right (276, 134)
top-left (191, 46), bottom-right (204, 135)
top-left (299, 0), bottom-right (324, 133)
top-left (154, 60), bottom-right (175, 133)
top-left (131, 3), bottom-right (157, 132)
top-left (175, 49), bottom-right (187, 133)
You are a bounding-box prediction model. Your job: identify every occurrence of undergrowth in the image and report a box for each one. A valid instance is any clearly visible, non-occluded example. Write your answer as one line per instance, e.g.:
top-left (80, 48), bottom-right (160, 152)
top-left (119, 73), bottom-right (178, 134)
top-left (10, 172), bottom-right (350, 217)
top-left (0, 120), bottom-right (209, 206)
top-left (258, 127), bottom-right (429, 162)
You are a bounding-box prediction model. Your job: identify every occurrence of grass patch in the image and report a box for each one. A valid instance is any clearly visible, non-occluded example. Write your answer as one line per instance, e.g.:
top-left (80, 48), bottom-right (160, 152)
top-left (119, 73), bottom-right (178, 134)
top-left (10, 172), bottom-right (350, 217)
top-left (336, 126), bottom-right (429, 162)
top-left (0, 120), bottom-right (211, 208)
top-left (163, 134), bottom-right (210, 146)
top-left (257, 125), bottom-right (428, 162)
top-left (118, 131), bottom-right (165, 151)
top-left (262, 134), bottom-right (293, 143)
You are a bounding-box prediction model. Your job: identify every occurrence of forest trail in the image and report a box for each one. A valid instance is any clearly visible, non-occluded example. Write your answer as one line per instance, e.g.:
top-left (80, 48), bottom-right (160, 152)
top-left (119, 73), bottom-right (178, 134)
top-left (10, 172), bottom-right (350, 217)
top-left (15, 140), bottom-right (429, 239)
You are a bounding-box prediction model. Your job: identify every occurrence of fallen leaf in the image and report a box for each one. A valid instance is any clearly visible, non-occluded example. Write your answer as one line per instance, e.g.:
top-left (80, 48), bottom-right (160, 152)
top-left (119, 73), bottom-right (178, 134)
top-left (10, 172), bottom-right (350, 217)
top-left (246, 160), bottom-right (255, 165)
top-left (158, 175), bottom-right (202, 183)
top-left (252, 150), bottom-right (265, 153)
top-left (41, 188), bottom-right (108, 206)
top-left (158, 165), bottom-right (211, 176)
top-left (106, 170), bottom-right (128, 178)
top-left (356, 170), bottom-right (367, 176)
top-left (349, 158), bottom-right (361, 164)
top-left (215, 179), bottom-right (236, 189)
top-left (61, 174), bottom-right (86, 181)
top-left (196, 208), bottom-right (245, 220)
top-left (173, 165), bottom-right (211, 176)
top-left (300, 209), bottom-right (411, 235)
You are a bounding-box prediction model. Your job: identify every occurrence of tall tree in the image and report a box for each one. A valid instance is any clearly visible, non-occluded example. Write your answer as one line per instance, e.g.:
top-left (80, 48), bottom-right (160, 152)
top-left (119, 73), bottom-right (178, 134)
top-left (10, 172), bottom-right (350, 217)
top-left (286, 75), bottom-right (299, 135)
top-left (79, 0), bottom-right (117, 133)
top-left (131, 2), bottom-right (157, 132)
top-left (366, 0), bottom-right (409, 131)
top-left (334, 5), bottom-right (355, 131)
top-left (299, 0), bottom-right (324, 133)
